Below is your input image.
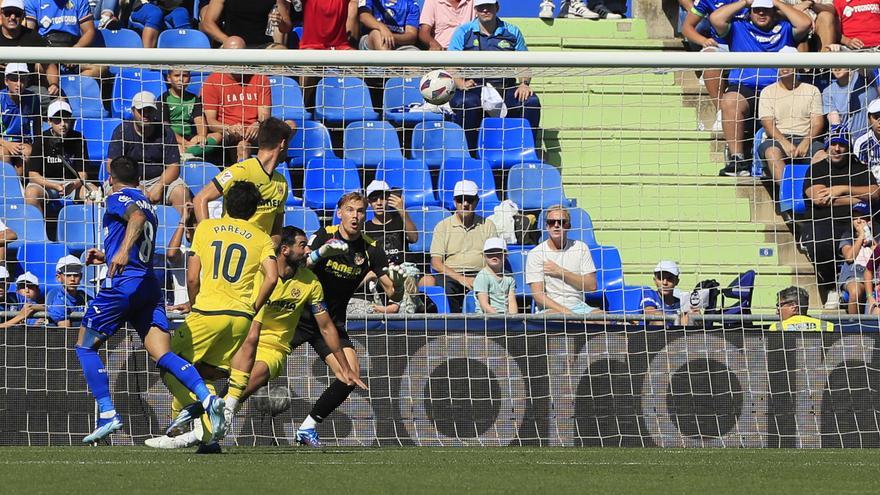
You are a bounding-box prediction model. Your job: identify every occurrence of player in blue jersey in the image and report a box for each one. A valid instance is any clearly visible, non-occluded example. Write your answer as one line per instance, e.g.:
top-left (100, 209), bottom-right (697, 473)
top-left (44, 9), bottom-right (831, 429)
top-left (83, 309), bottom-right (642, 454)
top-left (710, 0), bottom-right (811, 177)
top-left (76, 156), bottom-right (225, 444)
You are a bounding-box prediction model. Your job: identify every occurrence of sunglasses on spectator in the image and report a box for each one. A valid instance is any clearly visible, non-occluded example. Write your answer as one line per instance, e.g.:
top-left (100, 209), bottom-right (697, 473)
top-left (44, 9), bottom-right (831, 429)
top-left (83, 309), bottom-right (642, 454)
top-left (1, 7), bottom-right (23, 16)
top-left (367, 192), bottom-right (388, 201)
top-left (49, 115), bottom-right (72, 124)
top-left (546, 218), bottom-right (569, 227)
top-left (454, 195), bottom-right (478, 203)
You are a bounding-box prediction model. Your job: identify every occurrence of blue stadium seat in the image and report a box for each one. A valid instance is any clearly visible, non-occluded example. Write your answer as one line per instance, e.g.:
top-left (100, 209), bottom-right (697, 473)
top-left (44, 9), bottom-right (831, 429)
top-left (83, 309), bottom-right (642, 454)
top-left (157, 29), bottom-right (211, 48)
top-left (538, 207), bottom-right (597, 246)
top-left (60, 75), bottom-right (106, 118)
top-left (438, 158), bottom-right (501, 216)
top-left (93, 28), bottom-right (142, 48)
top-left (315, 77), bottom-right (379, 125)
top-left (605, 285), bottom-right (654, 315)
top-left (3, 203), bottom-right (47, 252)
top-left (507, 163), bottom-right (570, 210)
top-left (276, 165), bottom-right (303, 207)
top-left (303, 158), bottom-right (362, 210)
top-left (383, 77), bottom-right (444, 126)
top-left (343, 121), bottom-right (404, 169)
top-left (18, 241), bottom-right (69, 292)
top-left (287, 120), bottom-right (335, 168)
top-left (478, 117), bottom-right (541, 169)
top-left (283, 205), bottom-right (321, 237)
top-left (179, 161), bottom-right (221, 196)
top-left (584, 245), bottom-right (625, 311)
top-left (268, 76), bottom-right (311, 124)
top-left (75, 117), bottom-right (122, 167)
top-left (56, 204), bottom-right (103, 254)
top-left (154, 206), bottom-right (181, 255)
top-left (419, 285), bottom-right (450, 314)
top-left (407, 206), bottom-right (449, 253)
top-left (505, 247), bottom-right (530, 297)
top-left (186, 71), bottom-right (208, 97)
top-left (411, 121), bottom-right (469, 170)
top-left (111, 68), bottom-right (165, 119)
top-left (778, 164), bottom-right (811, 215)
top-left (0, 162), bottom-right (24, 207)
top-left (375, 158), bottom-right (440, 207)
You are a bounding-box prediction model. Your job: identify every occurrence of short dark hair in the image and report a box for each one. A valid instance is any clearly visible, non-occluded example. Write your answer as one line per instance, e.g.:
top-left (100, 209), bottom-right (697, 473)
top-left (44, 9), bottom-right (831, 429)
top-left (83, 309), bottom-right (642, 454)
top-left (777, 286), bottom-right (809, 315)
top-left (109, 156), bottom-right (140, 185)
top-left (257, 117), bottom-right (292, 150)
top-left (225, 181), bottom-right (261, 220)
top-left (279, 225), bottom-right (307, 248)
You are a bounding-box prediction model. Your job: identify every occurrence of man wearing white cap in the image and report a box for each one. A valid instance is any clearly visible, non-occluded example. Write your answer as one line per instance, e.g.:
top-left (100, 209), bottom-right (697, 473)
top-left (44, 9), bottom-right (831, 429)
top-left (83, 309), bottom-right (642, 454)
top-left (364, 179), bottom-right (418, 265)
top-left (854, 99), bottom-right (880, 176)
top-left (641, 261), bottom-right (691, 323)
top-left (107, 91), bottom-right (190, 217)
top-left (430, 179), bottom-right (497, 312)
top-left (25, 100), bottom-right (98, 213)
top-left (45, 254), bottom-right (86, 327)
top-left (0, 62), bottom-right (38, 171)
top-left (0, 0), bottom-right (60, 99)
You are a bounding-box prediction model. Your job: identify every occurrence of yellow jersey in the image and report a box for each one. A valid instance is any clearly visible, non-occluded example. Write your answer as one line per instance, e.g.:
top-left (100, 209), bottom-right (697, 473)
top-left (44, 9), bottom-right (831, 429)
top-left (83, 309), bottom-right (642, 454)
top-left (190, 217), bottom-right (276, 317)
top-left (254, 266), bottom-right (326, 353)
top-left (213, 157), bottom-right (287, 236)
top-left (768, 314), bottom-right (835, 332)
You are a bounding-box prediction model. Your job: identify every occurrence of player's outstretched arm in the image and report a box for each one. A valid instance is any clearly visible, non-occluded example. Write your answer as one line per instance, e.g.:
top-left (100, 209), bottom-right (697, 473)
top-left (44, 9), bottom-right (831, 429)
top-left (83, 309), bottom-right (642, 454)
top-left (315, 311), bottom-right (367, 390)
top-left (193, 181), bottom-right (222, 224)
top-left (109, 209), bottom-right (146, 277)
top-left (252, 258), bottom-right (279, 314)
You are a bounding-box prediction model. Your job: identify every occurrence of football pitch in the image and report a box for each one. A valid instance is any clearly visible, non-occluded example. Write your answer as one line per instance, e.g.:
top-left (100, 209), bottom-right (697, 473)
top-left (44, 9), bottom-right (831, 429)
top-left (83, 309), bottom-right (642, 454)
top-left (0, 447), bottom-right (875, 494)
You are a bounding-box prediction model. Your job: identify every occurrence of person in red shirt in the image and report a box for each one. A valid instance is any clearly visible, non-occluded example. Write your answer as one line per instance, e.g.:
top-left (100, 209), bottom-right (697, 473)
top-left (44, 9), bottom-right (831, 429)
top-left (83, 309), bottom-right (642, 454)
top-left (299, 0), bottom-right (359, 50)
top-left (834, 0), bottom-right (880, 49)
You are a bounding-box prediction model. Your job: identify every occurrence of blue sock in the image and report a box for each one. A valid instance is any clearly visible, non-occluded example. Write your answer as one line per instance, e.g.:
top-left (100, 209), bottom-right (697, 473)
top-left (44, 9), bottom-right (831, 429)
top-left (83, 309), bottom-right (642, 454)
top-left (75, 346), bottom-right (115, 415)
top-left (156, 352), bottom-right (212, 406)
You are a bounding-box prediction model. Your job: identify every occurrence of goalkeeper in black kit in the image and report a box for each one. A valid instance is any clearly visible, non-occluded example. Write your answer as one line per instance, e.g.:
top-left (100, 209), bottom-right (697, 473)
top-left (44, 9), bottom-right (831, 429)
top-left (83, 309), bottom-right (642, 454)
top-left (294, 191), bottom-right (406, 447)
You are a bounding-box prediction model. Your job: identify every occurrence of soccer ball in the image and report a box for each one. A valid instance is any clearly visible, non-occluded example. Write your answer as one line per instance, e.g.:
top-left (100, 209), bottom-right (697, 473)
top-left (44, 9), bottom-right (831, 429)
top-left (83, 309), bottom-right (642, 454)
top-left (419, 70), bottom-right (456, 105)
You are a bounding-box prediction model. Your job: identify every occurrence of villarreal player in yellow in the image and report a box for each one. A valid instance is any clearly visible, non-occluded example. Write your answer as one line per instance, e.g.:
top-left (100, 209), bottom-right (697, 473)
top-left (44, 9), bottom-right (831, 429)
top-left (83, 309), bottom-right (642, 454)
top-left (193, 117), bottom-right (292, 241)
top-left (161, 181), bottom-right (279, 443)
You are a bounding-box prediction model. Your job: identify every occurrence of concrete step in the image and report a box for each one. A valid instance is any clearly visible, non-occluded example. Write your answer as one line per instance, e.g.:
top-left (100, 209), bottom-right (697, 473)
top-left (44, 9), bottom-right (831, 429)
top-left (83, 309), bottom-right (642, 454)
top-left (542, 104), bottom-right (697, 129)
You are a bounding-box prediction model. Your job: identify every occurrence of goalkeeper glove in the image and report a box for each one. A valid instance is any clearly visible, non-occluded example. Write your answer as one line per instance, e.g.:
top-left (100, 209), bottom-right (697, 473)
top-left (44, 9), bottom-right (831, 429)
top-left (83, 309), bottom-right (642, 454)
top-left (309, 239), bottom-right (349, 264)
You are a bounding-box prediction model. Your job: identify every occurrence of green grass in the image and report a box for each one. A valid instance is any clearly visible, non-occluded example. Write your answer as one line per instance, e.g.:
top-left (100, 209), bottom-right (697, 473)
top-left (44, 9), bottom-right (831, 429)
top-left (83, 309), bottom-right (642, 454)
top-left (1, 447), bottom-right (875, 494)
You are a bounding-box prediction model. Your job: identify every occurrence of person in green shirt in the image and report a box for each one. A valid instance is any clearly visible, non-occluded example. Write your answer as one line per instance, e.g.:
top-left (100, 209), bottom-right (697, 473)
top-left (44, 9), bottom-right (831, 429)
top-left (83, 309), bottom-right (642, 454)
top-left (161, 69), bottom-right (221, 162)
top-left (473, 237), bottom-right (518, 314)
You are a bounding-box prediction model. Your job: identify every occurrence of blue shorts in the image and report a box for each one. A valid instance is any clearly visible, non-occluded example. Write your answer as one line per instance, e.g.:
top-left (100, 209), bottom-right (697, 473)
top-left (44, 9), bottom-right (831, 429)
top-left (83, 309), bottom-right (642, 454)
top-left (82, 274), bottom-right (169, 340)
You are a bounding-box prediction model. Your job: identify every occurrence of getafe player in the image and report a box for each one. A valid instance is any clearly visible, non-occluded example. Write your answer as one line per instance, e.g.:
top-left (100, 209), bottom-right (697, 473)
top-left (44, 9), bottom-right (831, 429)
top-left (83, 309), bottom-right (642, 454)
top-left (76, 156), bottom-right (223, 444)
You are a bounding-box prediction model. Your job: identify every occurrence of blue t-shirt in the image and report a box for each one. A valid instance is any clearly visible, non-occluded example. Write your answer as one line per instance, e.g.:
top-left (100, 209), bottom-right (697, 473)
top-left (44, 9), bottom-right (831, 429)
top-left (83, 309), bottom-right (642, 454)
top-left (46, 287), bottom-right (86, 324)
top-left (691, 0), bottom-right (747, 43)
top-left (822, 71), bottom-right (880, 140)
top-left (726, 19), bottom-right (797, 88)
top-left (102, 187), bottom-right (159, 282)
top-left (358, 0), bottom-right (420, 34)
top-left (24, 0), bottom-right (92, 38)
top-left (0, 89), bottom-right (39, 143)
top-left (640, 289), bottom-right (686, 315)
top-left (448, 18), bottom-right (528, 52)
top-left (14, 292), bottom-right (42, 325)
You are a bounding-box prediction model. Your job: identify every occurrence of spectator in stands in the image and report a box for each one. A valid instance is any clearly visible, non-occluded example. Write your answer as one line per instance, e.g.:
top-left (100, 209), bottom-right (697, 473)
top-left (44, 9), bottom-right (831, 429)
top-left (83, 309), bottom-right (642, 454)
top-left (429, 179), bottom-right (497, 313)
top-left (526, 204), bottom-right (598, 315)
top-left (25, 100), bottom-right (96, 214)
top-left (640, 260), bottom-right (692, 324)
top-left (769, 286), bottom-right (833, 331)
top-left (201, 0), bottom-right (290, 48)
top-left (418, 0), bottom-right (473, 50)
top-left (0, 219), bottom-right (16, 276)
top-left (0, 0), bottom-right (60, 106)
top-left (0, 63), bottom-right (38, 175)
top-left (107, 91), bottom-right (190, 216)
top-left (830, 0), bottom-right (880, 51)
top-left (358, 0), bottom-right (420, 50)
top-left (365, 180), bottom-right (417, 266)
top-left (201, 37), bottom-right (274, 163)
top-left (23, 0), bottom-right (94, 47)
top-left (161, 69), bottom-right (221, 162)
top-left (11, 271), bottom-right (43, 326)
top-left (854, 98), bottom-right (880, 172)
top-left (710, 0), bottom-right (812, 177)
top-left (804, 124), bottom-right (879, 306)
top-left (299, 0), bottom-right (358, 50)
top-left (45, 254), bottom-right (85, 327)
top-left (473, 237), bottom-right (517, 314)
top-left (823, 69), bottom-right (879, 141)
top-left (757, 65), bottom-right (825, 182)
top-left (126, 1), bottom-right (194, 49)
top-left (448, 0), bottom-right (541, 153)
top-left (837, 203), bottom-right (875, 314)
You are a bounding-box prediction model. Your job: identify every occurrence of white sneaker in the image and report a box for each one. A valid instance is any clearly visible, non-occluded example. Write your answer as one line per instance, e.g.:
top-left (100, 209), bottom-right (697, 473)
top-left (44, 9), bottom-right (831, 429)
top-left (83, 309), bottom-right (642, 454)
top-left (539, 0), bottom-right (555, 18)
top-left (145, 431), bottom-right (200, 449)
top-left (824, 291), bottom-right (840, 310)
top-left (568, 0), bottom-right (600, 19)
top-left (711, 110), bottom-right (723, 132)
top-left (605, 12), bottom-right (623, 19)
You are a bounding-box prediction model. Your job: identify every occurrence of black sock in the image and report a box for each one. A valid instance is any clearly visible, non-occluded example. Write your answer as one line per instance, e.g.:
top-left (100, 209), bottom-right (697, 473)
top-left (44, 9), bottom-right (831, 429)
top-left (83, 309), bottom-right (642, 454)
top-left (309, 379), bottom-right (355, 422)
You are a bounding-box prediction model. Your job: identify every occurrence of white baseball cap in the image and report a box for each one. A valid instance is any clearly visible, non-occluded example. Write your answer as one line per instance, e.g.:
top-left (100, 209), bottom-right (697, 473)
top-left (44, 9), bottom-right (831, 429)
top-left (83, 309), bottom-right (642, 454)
top-left (1, 0), bottom-right (24, 11)
top-left (654, 260), bottom-right (680, 277)
top-left (483, 237), bottom-right (507, 252)
top-left (474, 0), bottom-right (498, 5)
top-left (131, 91), bottom-right (157, 110)
top-left (453, 180), bottom-right (479, 198)
top-left (15, 271), bottom-right (38, 286)
top-left (751, 0), bottom-right (774, 8)
top-left (868, 98), bottom-right (880, 115)
top-left (56, 255), bottom-right (83, 275)
top-left (47, 100), bottom-right (73, 118)
top-left (4, 63), bottom-right (28, 77)
top-left (365, 180), bottom-right (391, 198)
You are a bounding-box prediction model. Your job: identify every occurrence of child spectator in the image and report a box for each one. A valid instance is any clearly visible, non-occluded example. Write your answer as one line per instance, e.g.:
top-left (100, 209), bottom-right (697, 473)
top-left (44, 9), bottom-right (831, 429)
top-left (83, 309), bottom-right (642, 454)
top-left (0, 272), bottom-right (42, 327)
top-left (45, 255), bottom-right (86, 327)
top-left (10, 271), bottom-right (43, 326)
top-left (838, 203), bottom-right (875, 314)
top-left (473, 237), bottom-right (517, 314)
top-left (640, 260), bottom-right (692, 325)
top-left (364, 180), bottom-right (417, 266)
top-left (161, 69), bottom-right (221, 162)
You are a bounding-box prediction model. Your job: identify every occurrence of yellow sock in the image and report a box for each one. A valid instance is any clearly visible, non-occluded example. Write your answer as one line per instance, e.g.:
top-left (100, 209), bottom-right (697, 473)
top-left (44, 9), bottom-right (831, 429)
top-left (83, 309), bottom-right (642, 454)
top-left (226, 368), bottom-right (250, 402)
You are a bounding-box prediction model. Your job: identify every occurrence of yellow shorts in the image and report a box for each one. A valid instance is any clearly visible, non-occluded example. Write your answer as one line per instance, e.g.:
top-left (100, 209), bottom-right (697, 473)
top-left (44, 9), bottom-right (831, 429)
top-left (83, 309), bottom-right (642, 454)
top-left (171, 311), bottom-right (252, 372)
top-left (255, 343), bottom-right (288, 381)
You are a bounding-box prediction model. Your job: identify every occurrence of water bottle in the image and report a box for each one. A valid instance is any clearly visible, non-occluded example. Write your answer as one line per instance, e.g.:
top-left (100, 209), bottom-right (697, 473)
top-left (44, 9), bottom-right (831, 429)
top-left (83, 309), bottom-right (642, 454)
top-left (265, 4), bottom-right (279, 36)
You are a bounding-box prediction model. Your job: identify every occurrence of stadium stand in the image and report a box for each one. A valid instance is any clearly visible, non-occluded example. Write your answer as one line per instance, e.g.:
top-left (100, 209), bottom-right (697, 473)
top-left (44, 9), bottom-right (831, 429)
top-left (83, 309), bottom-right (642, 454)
top-left (303, 158), bottom-right (362, 210)
top-left (283, 205), bottom-right (321, 237)
top-left (343, 121), bottom-right (405, 169)
top-left (375, 158), bottom-right (441, 208)
top-left (60, 75), bottom-right (106, 118)
top-left (111, 68), bottom-right (165, 119)
top-left (383, 77), bottom-right (444, 126)
top-left (268, 76), bottom-right (311, 124)
top-left (179, 161), bottom-right (221, 196)
top-left (287, 121), bottom-right (336, 168)
top-left (410, 121), bottom-right (470, 170)
top-left (478, 117), bottom-right (541, 169)
top-left (157, 28), bottom-right (211, 49)
top-left (315, 77), bottom-right (380, 125)
top-left (437, 158), bottom-right (501, 216)
top-left (93, 28), bottom-right (142, 48)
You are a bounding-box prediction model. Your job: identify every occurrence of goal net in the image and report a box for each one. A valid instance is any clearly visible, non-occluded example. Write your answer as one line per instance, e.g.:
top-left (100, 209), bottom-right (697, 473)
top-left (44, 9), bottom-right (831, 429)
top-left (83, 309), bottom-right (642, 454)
top-left (0, 48), bottom-right (879, 447)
